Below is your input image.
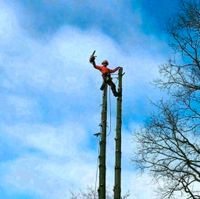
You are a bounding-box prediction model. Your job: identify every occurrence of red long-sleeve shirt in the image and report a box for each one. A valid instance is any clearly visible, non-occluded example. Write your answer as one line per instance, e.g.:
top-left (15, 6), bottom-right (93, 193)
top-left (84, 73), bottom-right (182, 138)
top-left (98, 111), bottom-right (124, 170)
top-left (95, 65), bottom-right (120, 74)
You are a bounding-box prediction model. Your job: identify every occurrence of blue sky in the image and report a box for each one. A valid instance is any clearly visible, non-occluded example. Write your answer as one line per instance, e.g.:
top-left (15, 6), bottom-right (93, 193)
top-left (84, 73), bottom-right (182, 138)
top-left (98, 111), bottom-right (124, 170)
top-left (0, 1), bottom-right (180, 199)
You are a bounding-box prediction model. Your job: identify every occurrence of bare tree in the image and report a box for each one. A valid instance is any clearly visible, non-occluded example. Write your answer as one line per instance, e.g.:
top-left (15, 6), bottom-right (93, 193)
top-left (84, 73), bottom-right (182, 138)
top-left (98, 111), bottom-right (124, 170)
top-left (157, 0), bottom-right (200, 96)
top-left (134, 1), bottom-right (200, 199)
top-left (135, 102), bottom-right (200, 199)
top-left (70, 187), bottom-right (130, 199)
top-left (70, 187), bottom-right (99, 199)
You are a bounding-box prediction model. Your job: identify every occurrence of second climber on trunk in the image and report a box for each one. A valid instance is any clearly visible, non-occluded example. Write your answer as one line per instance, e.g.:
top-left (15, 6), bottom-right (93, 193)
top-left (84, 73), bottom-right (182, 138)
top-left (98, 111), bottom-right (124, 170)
top-left (89, 53), bottom-right (122, 97)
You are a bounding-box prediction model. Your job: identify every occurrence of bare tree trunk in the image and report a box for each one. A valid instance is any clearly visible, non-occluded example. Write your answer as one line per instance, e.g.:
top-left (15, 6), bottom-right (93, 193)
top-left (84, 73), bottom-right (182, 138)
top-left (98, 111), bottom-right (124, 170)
top-left (98, 85), bottom-right (107, 199)
top-left (114, 68), bottom-right (123, 199)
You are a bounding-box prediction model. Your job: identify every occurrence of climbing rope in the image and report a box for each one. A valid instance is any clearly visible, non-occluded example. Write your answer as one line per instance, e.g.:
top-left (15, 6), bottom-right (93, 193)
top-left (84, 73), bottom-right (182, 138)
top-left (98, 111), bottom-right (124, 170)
top-left (107, 75), bottom-right (119, 137)
top-left (107, 86), bottom-right (112, 136)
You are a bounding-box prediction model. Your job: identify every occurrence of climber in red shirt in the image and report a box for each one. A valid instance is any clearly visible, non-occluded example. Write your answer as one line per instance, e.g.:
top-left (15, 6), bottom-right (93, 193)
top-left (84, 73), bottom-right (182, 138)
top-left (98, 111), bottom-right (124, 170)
top-left (89, 53), bottom-right (122, 97)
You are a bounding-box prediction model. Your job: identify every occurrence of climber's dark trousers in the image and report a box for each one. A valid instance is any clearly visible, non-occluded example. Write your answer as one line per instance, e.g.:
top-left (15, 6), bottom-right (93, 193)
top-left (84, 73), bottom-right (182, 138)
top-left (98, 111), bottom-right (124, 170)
top-left (100, 74), bottom-right (119, 97)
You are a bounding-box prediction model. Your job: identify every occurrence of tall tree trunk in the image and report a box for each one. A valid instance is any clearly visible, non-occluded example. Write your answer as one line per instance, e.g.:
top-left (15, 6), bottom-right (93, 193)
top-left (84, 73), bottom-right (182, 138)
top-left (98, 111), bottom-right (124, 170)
top-left (114, 68), bottom-right (123, 199)
top-left (98, 85), bottom-right (107, 199)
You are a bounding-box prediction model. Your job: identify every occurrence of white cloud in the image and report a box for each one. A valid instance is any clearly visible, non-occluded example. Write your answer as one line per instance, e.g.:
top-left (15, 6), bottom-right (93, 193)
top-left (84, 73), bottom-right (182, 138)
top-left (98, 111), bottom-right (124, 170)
top-left (0, 122), bottom-right (159, 199)
top-left (0, 122), bottom-right (98, 199)
top-left (0, 1), bottom-right (171, 199)
top-left (0, 110), bottom-right (154, 199)
top-left (2, 122), bottom-right (89, 157)
top-left (0, 1), bottom-right (20, 42)
top-left (123, 172), bottom-right (158, 199)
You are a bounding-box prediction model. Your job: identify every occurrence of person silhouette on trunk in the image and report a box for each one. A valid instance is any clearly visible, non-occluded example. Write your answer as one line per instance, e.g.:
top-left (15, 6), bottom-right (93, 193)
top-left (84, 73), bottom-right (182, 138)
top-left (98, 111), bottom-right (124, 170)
top-left (89, 54), bottom-right (122, 97)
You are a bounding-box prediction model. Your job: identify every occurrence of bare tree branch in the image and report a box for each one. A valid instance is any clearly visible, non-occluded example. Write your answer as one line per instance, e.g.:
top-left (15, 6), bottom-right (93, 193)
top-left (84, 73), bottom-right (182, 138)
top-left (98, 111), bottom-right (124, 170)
top-left (134, 2), bottom-right (200, 197)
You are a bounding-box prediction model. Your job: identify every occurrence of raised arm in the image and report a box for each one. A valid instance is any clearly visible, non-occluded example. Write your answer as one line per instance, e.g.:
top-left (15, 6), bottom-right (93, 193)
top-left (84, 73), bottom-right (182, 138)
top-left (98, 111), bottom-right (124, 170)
top-left (109, 66), bottom-right (122, 73)
top-left (89, 55), bottom-right (97, 68)
top-left (89, 51), bottom-right (102, 70)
